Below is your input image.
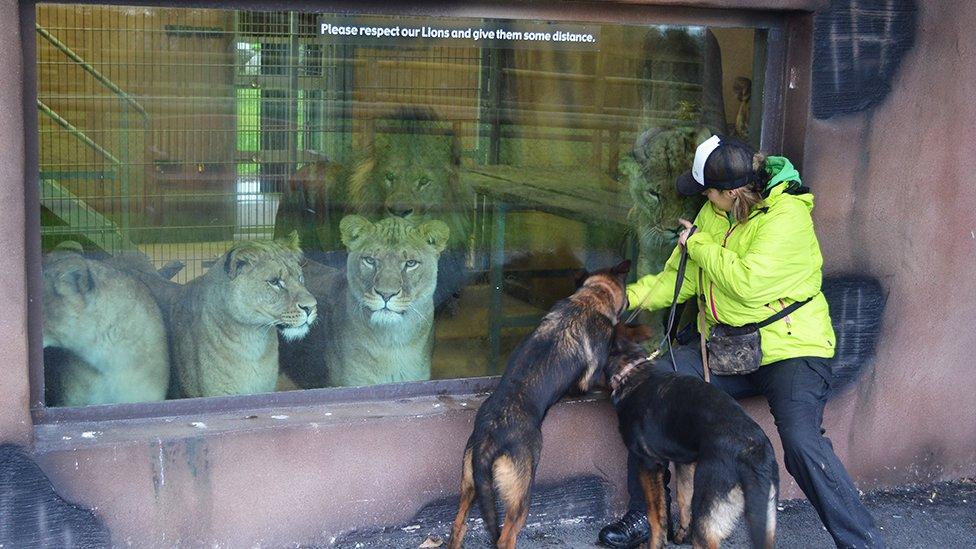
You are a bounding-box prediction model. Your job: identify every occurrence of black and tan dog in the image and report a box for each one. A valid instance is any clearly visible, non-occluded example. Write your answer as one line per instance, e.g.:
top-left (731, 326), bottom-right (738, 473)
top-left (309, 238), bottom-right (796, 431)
top-left (605, 323), bottom-right (778, 549)
top-left (448, 261), bottom-right (631, 549)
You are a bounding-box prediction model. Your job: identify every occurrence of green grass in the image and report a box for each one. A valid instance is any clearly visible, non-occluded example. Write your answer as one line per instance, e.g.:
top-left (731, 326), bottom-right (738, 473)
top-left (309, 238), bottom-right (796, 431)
top-left (236, 87), bottom-right (261, 152)
top-left (237, 87), bottom-right (261, 176)
top-left (238, 162), bottom-right (259, 175)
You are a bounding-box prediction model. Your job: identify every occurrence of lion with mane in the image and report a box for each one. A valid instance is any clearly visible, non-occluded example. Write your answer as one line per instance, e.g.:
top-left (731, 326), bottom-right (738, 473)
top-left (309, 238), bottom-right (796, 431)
top-left (274, 107), bottom-right (474, 310)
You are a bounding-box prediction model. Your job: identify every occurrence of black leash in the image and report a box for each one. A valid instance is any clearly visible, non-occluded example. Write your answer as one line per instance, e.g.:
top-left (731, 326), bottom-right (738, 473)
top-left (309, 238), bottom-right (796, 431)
top-left (661, 225), bottom-right (697, 371)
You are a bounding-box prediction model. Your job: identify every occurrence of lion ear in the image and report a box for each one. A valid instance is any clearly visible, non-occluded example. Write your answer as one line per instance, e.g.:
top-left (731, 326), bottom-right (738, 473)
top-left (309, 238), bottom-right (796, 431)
top-left (54, 240), bottom-right (84, 254)
top-left (340, 215), bottom-right (374, 249)
top-left (278, 230), bottom-right (301, 252)
top-left (54, 262), bottom-right (94, 298)
top-left (416, 220), bottom-right (450, 253)
top-left (223, 245), bottom-right (253, 280)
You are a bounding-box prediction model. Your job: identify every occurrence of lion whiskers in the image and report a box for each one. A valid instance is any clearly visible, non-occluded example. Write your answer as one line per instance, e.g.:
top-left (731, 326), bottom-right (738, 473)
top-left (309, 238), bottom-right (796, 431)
top-left (406, 304), bottom-right (432, 331)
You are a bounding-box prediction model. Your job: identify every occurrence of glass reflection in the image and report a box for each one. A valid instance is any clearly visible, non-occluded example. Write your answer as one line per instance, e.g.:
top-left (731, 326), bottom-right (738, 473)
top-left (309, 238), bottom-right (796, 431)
top-left (37, 5), bottom-right (766, 404)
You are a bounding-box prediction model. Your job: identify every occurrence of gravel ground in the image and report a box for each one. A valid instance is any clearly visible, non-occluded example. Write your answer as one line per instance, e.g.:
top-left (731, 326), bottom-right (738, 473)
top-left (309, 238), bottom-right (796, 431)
top-left (332, 478), bottom-right (976, 548)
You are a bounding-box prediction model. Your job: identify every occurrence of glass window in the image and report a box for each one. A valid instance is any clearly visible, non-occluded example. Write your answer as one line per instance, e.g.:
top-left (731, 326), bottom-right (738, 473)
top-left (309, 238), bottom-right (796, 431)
top-left (36, 4), bottom-right (769, 406)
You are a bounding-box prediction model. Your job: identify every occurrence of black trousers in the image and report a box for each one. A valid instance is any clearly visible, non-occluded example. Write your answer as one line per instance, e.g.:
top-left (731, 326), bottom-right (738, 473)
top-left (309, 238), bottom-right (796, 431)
top-left (625, 345), bottom-right (885, 549)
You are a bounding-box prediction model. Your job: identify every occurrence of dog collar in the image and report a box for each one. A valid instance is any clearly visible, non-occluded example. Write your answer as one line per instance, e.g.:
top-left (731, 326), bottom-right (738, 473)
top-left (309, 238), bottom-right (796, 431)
top-left (609, 350), bottom-right (660, 400)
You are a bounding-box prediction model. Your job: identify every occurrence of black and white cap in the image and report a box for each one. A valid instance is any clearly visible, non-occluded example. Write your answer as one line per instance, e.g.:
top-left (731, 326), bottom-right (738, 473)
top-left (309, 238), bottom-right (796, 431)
top-left (675, 135), bottom-right (755, 197)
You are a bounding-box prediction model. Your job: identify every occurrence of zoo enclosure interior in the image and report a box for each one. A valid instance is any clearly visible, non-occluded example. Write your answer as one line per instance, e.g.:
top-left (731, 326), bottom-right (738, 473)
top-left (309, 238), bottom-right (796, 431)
top-left (35, 3), bottom-right (771, 410)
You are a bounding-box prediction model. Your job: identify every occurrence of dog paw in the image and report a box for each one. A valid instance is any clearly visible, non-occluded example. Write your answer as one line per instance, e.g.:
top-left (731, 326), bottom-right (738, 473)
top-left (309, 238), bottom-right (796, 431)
top-left (672, 526), bottom-right (690, 545)
top-left (646, 532), bottom-right (667, 549)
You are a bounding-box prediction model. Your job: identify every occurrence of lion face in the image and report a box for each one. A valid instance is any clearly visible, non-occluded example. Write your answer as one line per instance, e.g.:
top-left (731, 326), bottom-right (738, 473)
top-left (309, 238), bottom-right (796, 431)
top-left (625, 125), bottom-right (711, 226)
top-left (222, 233), bottom-right (317, 341)
top-left (348, 114), bottom-right (472, 250)
top-left (340, 215), bottom-right (449, 326)
top-left (378, 156), bottom-right (457, 220)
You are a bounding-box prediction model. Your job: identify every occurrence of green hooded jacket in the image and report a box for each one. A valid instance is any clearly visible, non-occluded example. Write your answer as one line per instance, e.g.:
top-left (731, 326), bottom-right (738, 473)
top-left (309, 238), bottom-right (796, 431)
top-left (626, 157), bottom-right (836, 365)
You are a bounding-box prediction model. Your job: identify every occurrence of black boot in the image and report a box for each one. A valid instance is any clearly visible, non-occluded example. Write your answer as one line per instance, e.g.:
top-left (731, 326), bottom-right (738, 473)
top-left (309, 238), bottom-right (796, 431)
top-left (598, 510), bottom-right (650, 548)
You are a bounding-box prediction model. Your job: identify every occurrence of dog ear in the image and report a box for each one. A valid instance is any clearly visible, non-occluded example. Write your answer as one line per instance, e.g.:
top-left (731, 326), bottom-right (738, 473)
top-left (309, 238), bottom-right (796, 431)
top-left (589, 371), bottom-right (609, 392)
top-left (634, 323), bottom-right (654, 343)
top-left (612, 260), bottom-right (632, 279)
top-left (621, 322), bottom-right (654, 343)
top-left (573, 268), bottom-right (589, 288)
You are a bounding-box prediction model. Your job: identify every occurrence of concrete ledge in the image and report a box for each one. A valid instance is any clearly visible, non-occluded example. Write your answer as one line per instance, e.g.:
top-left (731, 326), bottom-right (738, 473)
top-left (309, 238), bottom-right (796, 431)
top-left (32, 392), bottom-right (629, 547)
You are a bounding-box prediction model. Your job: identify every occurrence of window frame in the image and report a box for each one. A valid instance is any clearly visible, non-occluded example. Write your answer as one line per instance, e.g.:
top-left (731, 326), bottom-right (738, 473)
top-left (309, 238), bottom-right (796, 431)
top-left (24, 0), bottom-right (813, 424)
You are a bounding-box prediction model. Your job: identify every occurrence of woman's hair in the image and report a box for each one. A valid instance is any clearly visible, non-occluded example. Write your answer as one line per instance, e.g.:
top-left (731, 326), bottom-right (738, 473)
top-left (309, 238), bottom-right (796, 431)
top-left (730, 185), bottom-right (764, 222)
top-left (703, 137), bottom-right (770, 223)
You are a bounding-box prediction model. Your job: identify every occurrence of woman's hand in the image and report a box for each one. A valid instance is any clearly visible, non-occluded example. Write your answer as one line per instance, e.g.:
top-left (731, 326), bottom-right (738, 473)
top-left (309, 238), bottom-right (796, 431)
top-left (677, 218), bottom-right (695, 247)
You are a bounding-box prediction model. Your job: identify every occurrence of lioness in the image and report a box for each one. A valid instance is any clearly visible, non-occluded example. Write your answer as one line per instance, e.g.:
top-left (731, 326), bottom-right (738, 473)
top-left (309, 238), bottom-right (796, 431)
top-left (279, 215), bottom-right (449, 388)
top-left (42, 250), bottom-right (169, 406)
top-left (170, 233), bottom-right (317, 398)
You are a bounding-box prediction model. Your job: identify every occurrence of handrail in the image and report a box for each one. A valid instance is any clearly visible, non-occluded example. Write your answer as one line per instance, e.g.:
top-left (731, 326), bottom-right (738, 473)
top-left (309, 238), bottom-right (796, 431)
top-left (35, 23), bottom-right (149, 120)
top-left (36, 23), bottom-right (147, 250)
top-left (37, 99), bottom-right (121, 166)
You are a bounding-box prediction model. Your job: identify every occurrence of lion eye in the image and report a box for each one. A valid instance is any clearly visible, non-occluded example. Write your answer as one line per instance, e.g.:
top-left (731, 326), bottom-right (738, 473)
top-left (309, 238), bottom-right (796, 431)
top-left (383, 172), bottom-right (396, 187)
top-left (417, 176), bottom-right (431, 189)
top-left (405, 259), bottom-right (420, 270)
top-left (362, 256), bottom-right (376, 267)
top-left (268, 277), bottom-right (284, 289)
top-left (298, 274), bottom-right (305, 285)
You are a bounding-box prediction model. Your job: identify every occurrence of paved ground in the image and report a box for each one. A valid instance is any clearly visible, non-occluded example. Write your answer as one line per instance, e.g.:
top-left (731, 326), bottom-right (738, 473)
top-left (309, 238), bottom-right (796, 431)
top-left (333, 478), bottom-right (976, 548)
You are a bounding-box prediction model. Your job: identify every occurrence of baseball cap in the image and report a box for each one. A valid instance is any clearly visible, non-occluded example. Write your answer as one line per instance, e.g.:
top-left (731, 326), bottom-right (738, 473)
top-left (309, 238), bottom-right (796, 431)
top-left (675, 135), bottom-right (756, 197)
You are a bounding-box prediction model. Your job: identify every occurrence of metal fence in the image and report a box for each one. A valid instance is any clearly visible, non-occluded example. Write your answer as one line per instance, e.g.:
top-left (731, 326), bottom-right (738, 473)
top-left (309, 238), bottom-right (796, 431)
top-left (37, 7), bottom-right (489, 281)
top-left (36, 5), bottom-right (728, 283)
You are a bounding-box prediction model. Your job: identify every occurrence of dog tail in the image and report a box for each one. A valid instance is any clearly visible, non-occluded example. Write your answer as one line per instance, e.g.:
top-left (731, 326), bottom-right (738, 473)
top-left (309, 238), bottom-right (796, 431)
top-left (738, 448), bottom-right (778, 549)
top-left (473, 450), bottom-right (501, 542)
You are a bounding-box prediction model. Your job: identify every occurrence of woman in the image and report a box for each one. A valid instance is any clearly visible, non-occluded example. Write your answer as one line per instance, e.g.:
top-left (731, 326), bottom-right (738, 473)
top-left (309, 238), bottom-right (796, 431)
top-left (599, 135), bottom-right (884, 548)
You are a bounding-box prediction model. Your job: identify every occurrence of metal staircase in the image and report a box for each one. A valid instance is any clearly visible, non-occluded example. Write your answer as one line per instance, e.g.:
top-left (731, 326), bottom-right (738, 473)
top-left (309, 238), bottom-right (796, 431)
top-left (36, 23), bottom-right (149, 253)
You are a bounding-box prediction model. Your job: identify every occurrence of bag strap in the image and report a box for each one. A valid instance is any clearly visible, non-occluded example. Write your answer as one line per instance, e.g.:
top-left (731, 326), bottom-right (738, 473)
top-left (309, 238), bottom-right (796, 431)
top-left (697, 266), bottom-right (709, 383)
top-left (719, 296), bottom-right (814, 336)
top-left (755, 297), bottom-right (812, 328)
